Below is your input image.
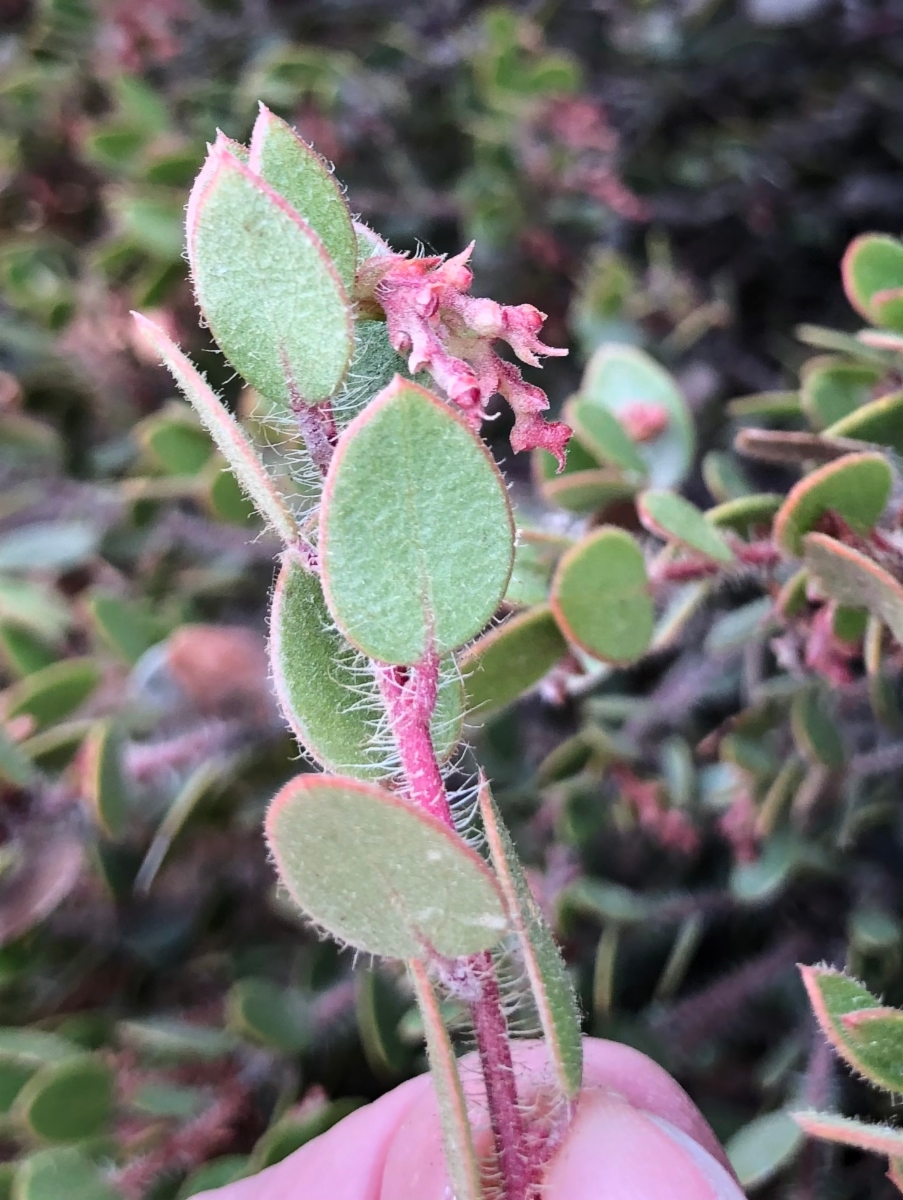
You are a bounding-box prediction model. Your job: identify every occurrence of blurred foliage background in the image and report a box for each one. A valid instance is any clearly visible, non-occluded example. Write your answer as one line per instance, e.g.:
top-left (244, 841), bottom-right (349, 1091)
top-left (1, 0), bottom-right (903, 1196)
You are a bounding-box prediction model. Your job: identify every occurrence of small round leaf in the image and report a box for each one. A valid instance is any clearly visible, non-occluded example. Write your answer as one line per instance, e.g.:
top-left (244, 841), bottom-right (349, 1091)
top-left (579, 345), bottom-right (695, 488)
top-left (550, 527), bottom-right (653, 665)
top-left (842, 234), bottom-right (903, 327)
top-left (265, 774), bottom-right (509, 958)
top-left (638, 490), bottom-right (734, 564)
top-left (271, 555), bottom-right (463, 776)
top-left (320, 379), bottom-right (514, 664)
top-left (773, 451), bottom-right (892, 556)
top-left (803, 532), bottom-right (903, 645)
top-left (461, 605), bottom-right (567, 719)
top-left (15, 1056), bottom-right (113, 1142)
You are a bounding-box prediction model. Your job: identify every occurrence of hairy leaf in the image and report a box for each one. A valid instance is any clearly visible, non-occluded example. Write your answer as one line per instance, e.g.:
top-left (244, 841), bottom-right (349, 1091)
top-left (134, 315), bottom-right (298, 543)
top-left (186, 140), bottom-right (353, 406)
top-left (320, 378), bottom-right (514, 663)
top-left (249, 104), bottom-right (356, 289)
top-left (270, 554), bottom-right (463, 777)
top-left (266, 775), bottom-right (509, 958)
top-left (479, 779), bottom-right (582, 1099)
top-left (804, 533), bottom-right (903, 645)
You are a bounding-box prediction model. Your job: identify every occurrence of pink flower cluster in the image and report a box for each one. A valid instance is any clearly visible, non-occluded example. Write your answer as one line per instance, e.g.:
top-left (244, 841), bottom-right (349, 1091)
top-left (358, 244), bottom-right (572, 468)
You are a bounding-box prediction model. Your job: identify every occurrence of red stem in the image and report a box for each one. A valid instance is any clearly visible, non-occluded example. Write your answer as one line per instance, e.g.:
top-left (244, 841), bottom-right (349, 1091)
top-left (377, 650), bottom-right (532, 1200)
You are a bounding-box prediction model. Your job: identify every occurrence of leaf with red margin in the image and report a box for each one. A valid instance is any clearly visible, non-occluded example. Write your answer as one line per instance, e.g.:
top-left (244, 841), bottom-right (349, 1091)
top-left (186, 136), bottom-right (353, 407)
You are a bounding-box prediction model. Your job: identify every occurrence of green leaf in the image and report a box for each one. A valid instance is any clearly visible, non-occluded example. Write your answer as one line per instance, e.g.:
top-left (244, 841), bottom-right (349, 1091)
top-left (479, 779), bottom-right (582, 1099)
top-left (705, 493), bottom-right (782, 535)
top-left (116, 1018), bottom-right (237, 1063)
top-left (86, 592), bottom-right (169, 665)
top-left (773, 451), bottom-right (892, 556)
top-left (563, 395), bottom-right (646, 476)
top-left (270, 554), bottom-right (463, 777)
top-left (80, 721), bottom-right (129, 839)
top-left (790, 685), bottom-right (844, 769)
top-left (842, 234), bottom-right (903, 328)
top-left (504, 535), bottom-right (567, 607)
top-left (461, 605), bottom-right (567, 719)
top-left (251, 1100), bottom-right (362, 1171)
top-left (14, 1147), bottom-right (118, 1200)
top-left (0, 522), bottom-right (101, 574)
top-left (794, 1111), bottom-right (903, 1158)
top-left (186, 138), bottom-right (353, 406)
top-left (355, 967), bottom-right (412, 1080)
top-left (0, 728), bottom-right (37, 788)
top-left (177, 1152), bottom-right (247, 1200)
top-left (800, 965), bottom-right (903, 1093)
top-left (731, 835), bottom-right (825, 904)
top-left (177, 1157), bottom-right (248, 1199)
top-left (824, 390), bottom-right (903, 456)
top-left (702, 451), bottom-right (754, 503)
top-left (799, 356), bottom-right (885, 428)
top-left (0, 1030), bottom-right (81, 1069)
top-left (320, 378), bottom-right (514, 664)
top-left (550, 527), bottom-right (654, 665)
top-left (541, 468), bottom-right (637, 514)
top-left (408, 961), bottom-right (484, 1200)
top-left (226, 978), bottom-right (309, 1053)
top-left (638, 490), bottom-right (734, 564)
top-left (134, 315), bottom-right (298, 543)
top-left (727, 390), bottom-right (802, 419)
top-left (137, 407), bottom-right (213, 475)
top-left (534, 438), bottom-right (599, 483)
top-left (265, 774), bottom-right (509, 958)
top-left (0, 626), bottom-right (55, 678)
top-left (15, 1056), bottom-right (113, 1142)
top-left (0, 579), bottom-right (70, 644)
top-left (726, 1110), bottom-right (803, 1190)
top-left (804, 532), bottom-right (903, 645)
top-left (5, 658), bottom-right (100, 728)
top-left (249, 104), bottom-right (355, 290)
top-left (205, 462), bottom-right (257, 524)
top-left (579, 344), bottom-right (694, 488)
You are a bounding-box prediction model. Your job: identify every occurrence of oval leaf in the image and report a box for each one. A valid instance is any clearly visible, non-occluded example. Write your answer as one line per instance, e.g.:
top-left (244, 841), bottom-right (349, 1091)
top-left (15, 1056), bottom-right (113, 1142)
top-left (799, 356), bottom-right (885, 429)
top-left (638, 490), bottom-right (734, 564)
top-left (550, 527), bottom-right (653, 665)
top-left (187, 139), bottom-right (353, 406)
top-left (265, 774), bottom-right (509, 958)
top-left (579, 344), bottom-right (694, 488)
top-left (320, 378), bottom-right (514, 664)
top-left (804, 532), bottom-right (903, 646)
top-left (270, 554), bottom-right (463, 776)
top-left (773, 451), bottom-right (892, 556)
top-left (842, 233), bottom-right (903, 326)
top-left (14, 1147), bottom-right (119, 1200)
top-left (824, 390), bottom-right (903, 456)
top-left (461, 605), bottom-right (567, 719)
top-left (563, 395), bottom-right (646, 476)
top-left (249, 104), bottom-right (356, 290)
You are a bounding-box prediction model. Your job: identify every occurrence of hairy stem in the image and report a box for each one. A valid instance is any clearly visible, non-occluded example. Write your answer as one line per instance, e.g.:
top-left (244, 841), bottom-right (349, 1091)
top-left (377, 650), bottom-right (531, 1200)
top-left (471, 951), bottom-right (533, 1200)
top-left (292, 397), bottom-right (337, 474)
top-left (374, 651), bottom-right (451, 824)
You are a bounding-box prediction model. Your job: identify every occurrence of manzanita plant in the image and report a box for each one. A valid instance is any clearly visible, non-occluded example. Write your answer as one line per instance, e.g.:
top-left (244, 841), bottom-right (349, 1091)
top-left (137, 106), bottom-right (583, 1200)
